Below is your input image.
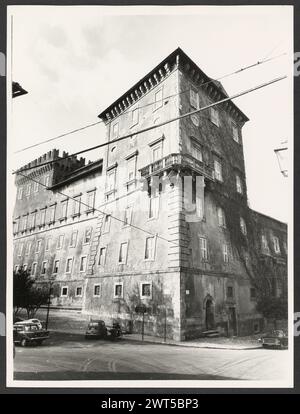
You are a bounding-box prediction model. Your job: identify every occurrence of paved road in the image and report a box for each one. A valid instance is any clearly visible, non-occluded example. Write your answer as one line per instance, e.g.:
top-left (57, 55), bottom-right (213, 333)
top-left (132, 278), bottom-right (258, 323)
top-left (14, 331), bottom-right (290, 381)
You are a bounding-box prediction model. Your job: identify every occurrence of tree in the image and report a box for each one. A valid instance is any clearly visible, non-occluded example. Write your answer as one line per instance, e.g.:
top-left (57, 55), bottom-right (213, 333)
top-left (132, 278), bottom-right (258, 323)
top-left (256, 296), bottom-right (288, 329)
top-left (13, 267), bottom-right (49, 318)
top-left (13, 266), bottom-right (34, 316)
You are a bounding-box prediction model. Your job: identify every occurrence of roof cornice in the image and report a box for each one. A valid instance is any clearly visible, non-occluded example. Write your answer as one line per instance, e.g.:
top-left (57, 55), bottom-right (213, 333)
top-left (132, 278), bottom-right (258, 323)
top-left (98, 47), bottom-right (249, 124)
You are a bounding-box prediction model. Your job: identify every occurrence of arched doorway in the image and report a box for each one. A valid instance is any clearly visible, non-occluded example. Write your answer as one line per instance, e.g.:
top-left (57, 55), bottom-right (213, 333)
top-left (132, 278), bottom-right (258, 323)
top-left (204, 295), bottom-right (215, 330)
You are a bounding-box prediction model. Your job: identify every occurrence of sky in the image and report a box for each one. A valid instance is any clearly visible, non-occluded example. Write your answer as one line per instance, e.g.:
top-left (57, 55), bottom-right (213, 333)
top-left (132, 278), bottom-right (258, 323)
top-left (8, 5), bottom-right (293, 222)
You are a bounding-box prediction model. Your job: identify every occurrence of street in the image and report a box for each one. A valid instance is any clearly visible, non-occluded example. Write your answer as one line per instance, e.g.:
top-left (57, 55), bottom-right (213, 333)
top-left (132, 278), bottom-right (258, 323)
top-left (14, 331), bottom-right (290, 381)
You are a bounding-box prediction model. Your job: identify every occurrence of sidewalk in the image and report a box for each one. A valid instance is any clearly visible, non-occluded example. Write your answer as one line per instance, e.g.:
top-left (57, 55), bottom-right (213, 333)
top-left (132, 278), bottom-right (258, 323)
top-left (122, 333), bottom-right (262, 350)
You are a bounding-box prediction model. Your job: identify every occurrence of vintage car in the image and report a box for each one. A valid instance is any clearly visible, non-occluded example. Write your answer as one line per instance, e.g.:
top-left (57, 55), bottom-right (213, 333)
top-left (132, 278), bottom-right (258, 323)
top-left (15, 318), bottom-right (43, 330)
top-left (85, 320), bottom-right (108, 339)
top-left (13, 322), bottom-right (49, 347)
top-left (258, 329), bottom-right (288, 349)
top-left (85, 320), bottom-right (122, 340)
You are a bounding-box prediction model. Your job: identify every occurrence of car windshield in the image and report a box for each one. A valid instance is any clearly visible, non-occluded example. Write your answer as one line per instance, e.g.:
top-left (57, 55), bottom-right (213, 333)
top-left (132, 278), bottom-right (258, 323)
top-left (24, 324), bottom-right (39, 331)
top-left (88, 323), bottom-right (99, 328)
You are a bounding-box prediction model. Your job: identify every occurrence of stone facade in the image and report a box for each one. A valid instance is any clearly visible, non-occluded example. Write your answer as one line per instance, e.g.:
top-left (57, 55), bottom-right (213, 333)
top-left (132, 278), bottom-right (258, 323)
top-left (12, 48), bottom-right (287, 341)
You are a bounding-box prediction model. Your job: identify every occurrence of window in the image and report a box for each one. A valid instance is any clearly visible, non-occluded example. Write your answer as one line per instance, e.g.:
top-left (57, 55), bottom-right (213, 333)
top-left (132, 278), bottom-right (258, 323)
top-left (44, 175), bottom-right (50, 187)
top-left (223, 243), bottom-right (229, 263)
top-left (195, 196), bottom-right (204, 219)
top-left (53, 259), bottom-right (59, 274)
top-left (17, 187), bottom-right (23, 200)
top-left (69, 230), bottom-right (78, 247)
top-left (21, 215), bottom-right (28, 231)
top-left (210, 106), bottom-right (219, 126)
top-left (106, 169), bottom-right (116, 192)
top-left (86, 191), bottom-right (95, 212)
top-left (103, 214), bottom-right (111, 233)
top-left (79, 256), bottom-right (87, 272)
top-left (149, 195), bottom-right (159, 219)
top-left (227, 286), bottom-right (234, 299)
top-left (127, 157), bottom-right (136, 182)
top-left (118, 242), bottom-right (128, 264)
top-left (129, 135), bottom-right (137, 148)
top-left (93, 284), bottom-right (101, 297)
top-left (191, 143), bottom-right (203, 162)
top-left (13, 218), bottom-right (20, 233)
top-left (131, 107), bottom-right (139, 126)
top-left (214, 160), bottom-right (223, 182)
top-left (61, 200), bottom-right (68, 219)
top-left (35, 239), bottom-right (42, 253)
top-left (45, 237), bottom-right (51, 251)
top-left (240, 217), bottom-right (247, 235)
top-left (217, 207), bottom-right (226, 227)
top-left (34, 181), bottom-right (39, 193)
top-left (26, 183), bottom-right (31, 197)
top-left (83, 227), bottom-right (92, 244)
top-left (273, 236), bottom-right (281, 254)
top-left (250, 287), bottom-right (256, 300)
top-left (145, 237), bottom-right (155, 260)
top-left (124, 206), bottom-right (133, 226)
top-left (65, 257), bottom-right (73, 274)
top-left (199, 237), bottom-right (208, 260)
top-left (154, 89), bottom-right (163, 110)
top-left (152, 143), bottom-right (162, 162)
top-left (41, 261), bottom-right (47, 275)
top-left (48, 205), bottom-right (56, 223)
top-left (57, 234), bottom-right (64, 249)
top-left (23, 264), bottom-right (28, 271)
top-left (40, 209), bottom-right (46, 226)
top-left (72, 195), bottom-right (81, 216)
top-left (76, 287), bottom-right (83, 297)
top-left (61, 286), bottom-right (68, 297)
top-left (232, 122), bottom-right (239, 142)
top-left (112, 122), bottom-right (119, 139)
top-left (141, 282), bottom-right (152, 299)
top-left (31, 262), bottom-right (37, 276)
top-left (114, 283), bottom-right (123, 298)
top-left (99, 247), bottom-right (107, 266)
top-left (25, 241), bottom-right (31, 256)
top-left (18, 242), bottom-right (24, 257)
top-left (236, 175), bottom-right (243, 194)
top-left (30, 211), bottom-right (37, 229)
top-left (190, 88), bottom-right (199, 109)
top-left (261, 234), bottom-right (269, 251)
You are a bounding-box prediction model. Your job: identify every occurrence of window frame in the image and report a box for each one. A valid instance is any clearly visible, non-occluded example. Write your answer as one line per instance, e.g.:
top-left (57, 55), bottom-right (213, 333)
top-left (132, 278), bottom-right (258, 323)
top-left (93, 284), bottom-right (101, 297)
top-left (118, 242), bottom-right (128, 264)
top-left (41, 260), bottom-right (48, 275)
top-left (199, 237), bottom-right (208, 261)
top-left (75, 286), bottom-right (83, 297)
top-left (144, 236), bottom-right (156, 261)
top-left (61, 286), bottom-right (68, 297)
top-left (140, 281), bottom-right (152, 299)
top-left (53, 259), bottom-right (60, 274)
top-left (98, 246), bottom-right (107, 266)
top-left (65, 257), bottom-right (73, 274)
top-left (214, 159), bottom-right (223, 182)
top-left (79, 255), bottom-right (88, 273)
top-left (114, 282), bottom-right (124, 299)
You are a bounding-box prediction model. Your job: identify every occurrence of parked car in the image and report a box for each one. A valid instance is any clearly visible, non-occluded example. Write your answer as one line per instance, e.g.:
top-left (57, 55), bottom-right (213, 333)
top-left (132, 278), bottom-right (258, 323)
top-left (13, 323), bottom-right (49, 347)
top-left (108, 321), bottom-right (122, 340)
top-left (15, 318), bottom-right (43, 330)
top-left (258, 329), bottom-right (288, 349)
top-left (85, 320), bottom-right (108, 339)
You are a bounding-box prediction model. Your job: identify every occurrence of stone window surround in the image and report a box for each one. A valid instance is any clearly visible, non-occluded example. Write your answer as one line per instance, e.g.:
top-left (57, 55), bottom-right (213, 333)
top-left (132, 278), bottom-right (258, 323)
top-left (114, 281), bottom-right (124, 299)
top-left (140, 281), bottom-right (152, 299)
top-left (93, 284), bottom-right (101, 297)
top-left (61, 286), bottom-right (68, 297)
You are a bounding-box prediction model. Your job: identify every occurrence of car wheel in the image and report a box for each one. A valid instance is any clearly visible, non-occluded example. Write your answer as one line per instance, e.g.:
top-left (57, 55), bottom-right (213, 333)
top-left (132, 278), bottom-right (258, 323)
top-left (20, 338), bottom-right (27, 347)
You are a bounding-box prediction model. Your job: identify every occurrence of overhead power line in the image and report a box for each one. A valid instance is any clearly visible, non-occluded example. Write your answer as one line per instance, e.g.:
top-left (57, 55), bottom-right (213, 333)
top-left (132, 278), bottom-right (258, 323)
top-left (16, 171), bottom-right (179, 247)
top-left (14, 74), bottom-right (287, 175)
top-left (13, 52), bottom-right (286, 155)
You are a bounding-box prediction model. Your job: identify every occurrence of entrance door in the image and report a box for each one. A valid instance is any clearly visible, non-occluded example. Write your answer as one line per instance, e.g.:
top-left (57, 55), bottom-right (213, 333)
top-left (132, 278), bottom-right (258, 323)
top-left (228, 307), bottom-right (237, 336)
top-left (205, 299), bottom-right (215, 330)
